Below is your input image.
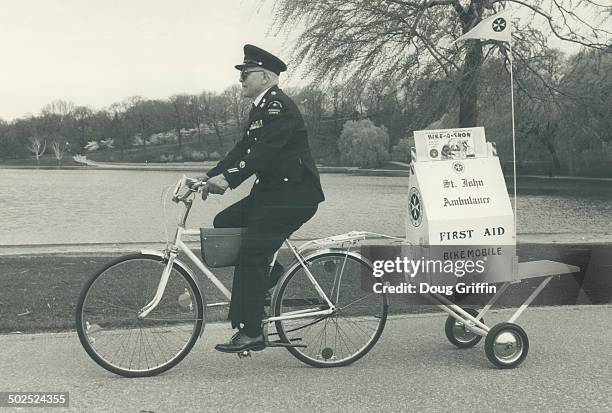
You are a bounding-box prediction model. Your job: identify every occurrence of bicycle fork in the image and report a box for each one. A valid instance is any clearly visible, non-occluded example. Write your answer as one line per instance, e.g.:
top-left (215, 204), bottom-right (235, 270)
top-left (138, 200), bottom-right (194, 318)
top-left (138, 249), bottom-right (178, 318)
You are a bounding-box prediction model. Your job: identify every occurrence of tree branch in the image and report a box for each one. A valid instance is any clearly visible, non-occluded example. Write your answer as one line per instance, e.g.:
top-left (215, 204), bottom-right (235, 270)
top-left (493, 0), bottom-right (611, 49)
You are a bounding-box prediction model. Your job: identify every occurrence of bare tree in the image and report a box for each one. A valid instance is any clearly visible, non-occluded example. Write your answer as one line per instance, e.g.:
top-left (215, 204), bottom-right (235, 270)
top-left (271, 0), bottom-right (611, 127)
top-left (122, 96), bottom-right (150, 150)
top-left (169, 94), bottom-right (191, 149)
top-left (221, 85), bottom-right (250, 138)
top-left (107, 103), bottom-right (129, 156)
top-left (40, 100), bottom-right (76, 139)
top-left (186, 95), bottom-right (205, 147)
top-left (27, 136), bottom-right (46, 164)
top-left (50, 139), bottom-right (68, 166)
top-left (295, 85), bottom-right (327, 139)
top-left (200, 91), bottom-right (231, 149)
top-left (73, 106), bottom-right (93, 149)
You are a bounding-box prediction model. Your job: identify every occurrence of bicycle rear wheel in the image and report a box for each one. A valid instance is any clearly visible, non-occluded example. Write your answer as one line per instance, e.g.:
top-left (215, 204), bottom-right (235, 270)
top-left (76, 253), bottom-right (204, 377)
top-left (272, 251), bottom-right (388, 367)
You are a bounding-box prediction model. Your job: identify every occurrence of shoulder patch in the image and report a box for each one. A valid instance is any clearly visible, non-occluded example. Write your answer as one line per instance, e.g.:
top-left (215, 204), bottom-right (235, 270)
top-left (266, 100), bottom-right (283, 115)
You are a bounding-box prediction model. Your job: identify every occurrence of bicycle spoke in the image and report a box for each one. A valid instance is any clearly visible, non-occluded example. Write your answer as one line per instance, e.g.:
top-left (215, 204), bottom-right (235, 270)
top-left (275, 253), bottom-right (387, 366)
top-left (77, 256), bottom-right (203, 376)
top-left (336, 292), bottom-right (379, 312)
top-left (339, 315), bottom-right (377, 343)
top-left (331, 316), bottom-right (359, 356)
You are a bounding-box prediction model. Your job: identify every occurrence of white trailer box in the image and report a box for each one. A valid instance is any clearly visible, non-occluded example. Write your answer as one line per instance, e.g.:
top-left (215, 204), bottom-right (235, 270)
top-left (405, 127), bottom-right (517, 285)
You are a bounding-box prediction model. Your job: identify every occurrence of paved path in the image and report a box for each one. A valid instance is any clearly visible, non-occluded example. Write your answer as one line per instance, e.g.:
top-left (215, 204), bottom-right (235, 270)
top-left (1, 305), bottom-right (610, 412)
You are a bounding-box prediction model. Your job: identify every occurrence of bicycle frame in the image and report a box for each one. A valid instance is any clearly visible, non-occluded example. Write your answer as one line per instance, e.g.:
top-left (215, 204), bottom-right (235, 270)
top-left (137, 191), bottom-right (337, 325)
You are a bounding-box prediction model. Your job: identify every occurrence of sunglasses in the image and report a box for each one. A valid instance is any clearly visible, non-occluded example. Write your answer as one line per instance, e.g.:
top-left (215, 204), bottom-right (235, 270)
top-left (240, 70), bottom-right (265, 82)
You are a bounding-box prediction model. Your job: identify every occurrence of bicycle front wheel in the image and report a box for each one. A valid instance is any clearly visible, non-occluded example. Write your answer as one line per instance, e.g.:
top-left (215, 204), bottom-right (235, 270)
top-left (273, 252), bottom-right (388, 367)
top-left (76, 253), bottom-right (204, 377)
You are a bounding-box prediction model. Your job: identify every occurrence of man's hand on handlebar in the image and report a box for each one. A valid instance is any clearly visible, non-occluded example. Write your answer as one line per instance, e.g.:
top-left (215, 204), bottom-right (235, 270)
top-left (206, 174), bottom-right (229, 195)
top-left (192, 173), bottom-right (210, 183)
top-left (176, 173), bottom-right (227, 201)
top-left (200, 184), bottom-right (209, 200)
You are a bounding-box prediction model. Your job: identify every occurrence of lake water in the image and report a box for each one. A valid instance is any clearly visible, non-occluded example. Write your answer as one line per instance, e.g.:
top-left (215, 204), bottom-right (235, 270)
top-left (1, 169), bottom-right (612, 248)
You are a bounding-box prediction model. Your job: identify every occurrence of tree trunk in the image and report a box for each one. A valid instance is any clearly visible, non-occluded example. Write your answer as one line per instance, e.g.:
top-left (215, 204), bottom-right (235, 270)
top-left (213, 123), bottom-right (224, 149)
top-left (120, 132), bottom-right (125, 159)
top-left (541, 123), bottom-right (561, 174)
top-left (80, 126), bottom-right (86, 149)
top-left (458, 39), bottom-right (483, 127)
top-left (333, 105), bottom-right (338, 136)
top-left (176, 128), bottom-right (182, 150)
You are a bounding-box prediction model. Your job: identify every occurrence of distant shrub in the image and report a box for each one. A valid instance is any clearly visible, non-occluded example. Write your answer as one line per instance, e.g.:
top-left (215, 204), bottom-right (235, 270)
top-left (160, 150), bottom-right (208, 163)
top-left (149, 134), bottom-right (160, 145)
top-left (100, 138), bottom-right (114, 150)
top-left (338, 119), bottom-right (390, 168)
top-left (132, 135), bottom-right (146, 147)
top-left (160, 153), bottom-right (174, 162)
top-left (391, 138), bottom-right (411, 162)
top-left (149, 132), bottom-right (176, 145)
top-left (180, 128), bottom-right (198, 137)
top-left (189, 150), bottom-right (207, 161)
top-left (84, 141), bottom-right (99, 152)
top-left (163, 132), bottom-right (177, 144)
top-left (209, 151), bottom-right (221, 160)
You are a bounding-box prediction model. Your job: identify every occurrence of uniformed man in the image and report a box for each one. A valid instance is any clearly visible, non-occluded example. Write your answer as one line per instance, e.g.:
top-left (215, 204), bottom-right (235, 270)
top-left (199, 44), bottom-right (325, 353)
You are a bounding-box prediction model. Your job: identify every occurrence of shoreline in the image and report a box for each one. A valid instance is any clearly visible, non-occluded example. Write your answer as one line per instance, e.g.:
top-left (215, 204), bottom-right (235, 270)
top-left (1, 242), bottom-right (610, 334)
top-left (2, 162), bottom-right (612, 181)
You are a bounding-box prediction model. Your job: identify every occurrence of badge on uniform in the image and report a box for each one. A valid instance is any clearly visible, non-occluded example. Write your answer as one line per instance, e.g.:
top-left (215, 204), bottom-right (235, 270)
top-left (249, 120), bottom-right (263, 130)
top-left (267, 100), bottom-right (283, 115)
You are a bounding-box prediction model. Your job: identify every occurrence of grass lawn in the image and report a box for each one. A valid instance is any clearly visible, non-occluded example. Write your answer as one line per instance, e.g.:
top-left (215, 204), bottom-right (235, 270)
top-left (0, 249), bottom-right (435, 334)
top-left (0, 154), bottom-right (83, 167)
top-left (0, 252), bottom-right (237, 334)
top-left (1, 243), bottom-right (607, 334)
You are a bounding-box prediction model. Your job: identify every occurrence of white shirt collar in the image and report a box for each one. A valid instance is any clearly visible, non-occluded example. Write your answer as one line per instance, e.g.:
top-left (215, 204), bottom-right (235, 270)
top-left (253, 86), bottom-right (273, 107)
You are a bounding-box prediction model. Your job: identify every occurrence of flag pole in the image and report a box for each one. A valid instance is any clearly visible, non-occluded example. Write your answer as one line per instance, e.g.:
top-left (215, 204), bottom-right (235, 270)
top-left (509, 37), bottom-right (517, 241)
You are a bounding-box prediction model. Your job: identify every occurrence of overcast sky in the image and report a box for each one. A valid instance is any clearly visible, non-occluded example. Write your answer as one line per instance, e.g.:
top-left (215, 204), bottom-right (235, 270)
top-left (0, 0), bottom-right (290, 120)
top-left (0, 1), bottom-right (601, 121)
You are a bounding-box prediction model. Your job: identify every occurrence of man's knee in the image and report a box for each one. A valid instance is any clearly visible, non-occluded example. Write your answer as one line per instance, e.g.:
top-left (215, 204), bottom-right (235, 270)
top-left (213, 209), bottom-right (242, 228)
top-left (213, 213), bottom-right (230, 228)
top-left (213, 198), bottom-right (250, 228)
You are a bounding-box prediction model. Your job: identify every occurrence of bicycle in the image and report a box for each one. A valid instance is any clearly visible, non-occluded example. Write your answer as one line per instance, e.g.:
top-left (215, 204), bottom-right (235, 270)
top-left (76, 176), bottom-right (389, 377)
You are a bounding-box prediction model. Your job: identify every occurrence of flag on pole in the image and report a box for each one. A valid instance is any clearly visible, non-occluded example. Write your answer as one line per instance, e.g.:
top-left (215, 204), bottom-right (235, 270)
top-left (455, 10), bottom-right (512, 43)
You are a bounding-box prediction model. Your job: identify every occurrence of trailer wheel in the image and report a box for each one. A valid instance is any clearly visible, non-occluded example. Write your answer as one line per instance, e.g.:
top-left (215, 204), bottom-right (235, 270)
top-left (444, 308), bottom-right (484, 348)
top-left (485, 322), bottom-right (529, 369)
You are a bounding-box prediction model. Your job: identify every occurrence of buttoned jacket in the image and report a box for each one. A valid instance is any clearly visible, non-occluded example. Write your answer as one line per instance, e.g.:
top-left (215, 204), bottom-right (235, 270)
top-left (208, 85), bottom-right (324, 203)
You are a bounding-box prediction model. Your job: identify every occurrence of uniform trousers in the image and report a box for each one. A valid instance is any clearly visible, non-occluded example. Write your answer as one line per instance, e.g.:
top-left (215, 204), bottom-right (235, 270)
top-left (213, 183), bottom-right (318, 337)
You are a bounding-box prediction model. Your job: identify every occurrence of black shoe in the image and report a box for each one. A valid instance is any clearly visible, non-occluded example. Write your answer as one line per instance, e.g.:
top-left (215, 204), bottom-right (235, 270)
top-left (215, 331), bottom-right (265, 353)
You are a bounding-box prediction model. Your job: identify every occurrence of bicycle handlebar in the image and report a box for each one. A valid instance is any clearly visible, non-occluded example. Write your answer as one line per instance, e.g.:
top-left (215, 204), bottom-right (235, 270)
top-left (172, 176), bottom-right (207, 203)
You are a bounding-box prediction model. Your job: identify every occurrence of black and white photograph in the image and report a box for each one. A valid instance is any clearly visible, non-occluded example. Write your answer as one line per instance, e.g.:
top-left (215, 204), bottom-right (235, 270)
top-left (1, 0), bottom-right (611, 411)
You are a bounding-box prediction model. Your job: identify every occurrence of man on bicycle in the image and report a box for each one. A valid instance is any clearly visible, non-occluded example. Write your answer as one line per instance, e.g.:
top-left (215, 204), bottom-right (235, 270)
top-left (199, 44), bottom-right (325, 353)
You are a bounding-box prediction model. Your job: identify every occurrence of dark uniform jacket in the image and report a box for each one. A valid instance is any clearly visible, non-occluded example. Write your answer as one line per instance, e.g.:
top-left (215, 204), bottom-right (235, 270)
top-left (207, 85), bottom-right (324, 204)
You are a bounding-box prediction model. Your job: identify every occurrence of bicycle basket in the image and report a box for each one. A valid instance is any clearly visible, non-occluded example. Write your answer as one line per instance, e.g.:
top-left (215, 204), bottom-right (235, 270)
top-left (200, 227), bottom-right (246, 267)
